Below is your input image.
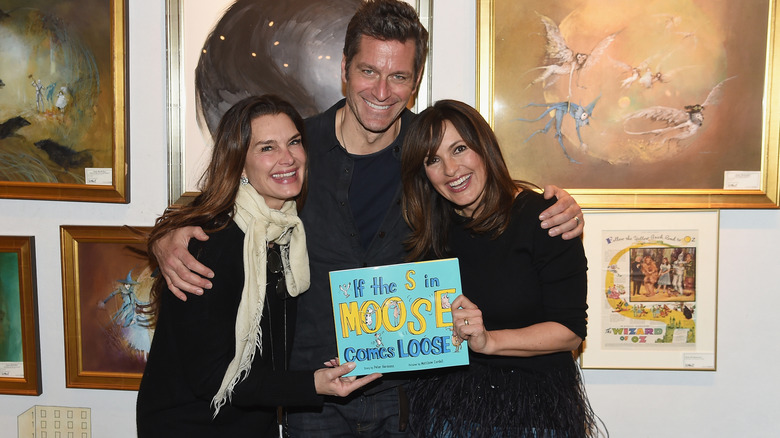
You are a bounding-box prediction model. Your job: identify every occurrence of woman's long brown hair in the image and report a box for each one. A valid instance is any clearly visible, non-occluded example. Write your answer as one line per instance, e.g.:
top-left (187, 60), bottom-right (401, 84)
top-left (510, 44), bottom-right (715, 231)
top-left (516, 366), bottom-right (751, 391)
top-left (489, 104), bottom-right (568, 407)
top-left (401, 99), bottom-right (535, 261)
top-left (145, 95), bottom-right (308, 322)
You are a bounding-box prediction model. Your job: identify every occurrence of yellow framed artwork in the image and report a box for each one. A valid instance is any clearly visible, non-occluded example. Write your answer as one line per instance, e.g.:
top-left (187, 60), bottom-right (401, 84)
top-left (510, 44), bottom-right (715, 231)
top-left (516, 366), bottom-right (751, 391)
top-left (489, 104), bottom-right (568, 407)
top-left (478, 0), bottom-right (780, 208)
top-left (0, 0), bottom-right (127, 203)
top-left (61, 226), bottom-right (153, 390)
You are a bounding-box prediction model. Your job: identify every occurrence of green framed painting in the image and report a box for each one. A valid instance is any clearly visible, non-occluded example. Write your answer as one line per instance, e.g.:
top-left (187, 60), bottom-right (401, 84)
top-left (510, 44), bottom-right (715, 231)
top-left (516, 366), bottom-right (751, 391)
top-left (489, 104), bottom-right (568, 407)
top-left (0, 236), bottom-right (40, 395)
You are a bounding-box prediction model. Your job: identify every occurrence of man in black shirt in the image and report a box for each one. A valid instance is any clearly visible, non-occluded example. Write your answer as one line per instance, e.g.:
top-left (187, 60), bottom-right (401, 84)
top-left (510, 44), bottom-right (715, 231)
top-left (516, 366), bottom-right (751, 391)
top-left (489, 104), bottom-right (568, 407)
top-left (152, 1), bottom-right (585, 436)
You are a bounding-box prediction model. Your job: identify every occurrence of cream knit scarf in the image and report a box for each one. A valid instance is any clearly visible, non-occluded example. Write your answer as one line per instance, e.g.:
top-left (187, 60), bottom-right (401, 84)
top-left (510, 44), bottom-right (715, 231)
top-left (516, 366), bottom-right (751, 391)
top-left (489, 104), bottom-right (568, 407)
top-left (211, 183), bottom-right (310, 416)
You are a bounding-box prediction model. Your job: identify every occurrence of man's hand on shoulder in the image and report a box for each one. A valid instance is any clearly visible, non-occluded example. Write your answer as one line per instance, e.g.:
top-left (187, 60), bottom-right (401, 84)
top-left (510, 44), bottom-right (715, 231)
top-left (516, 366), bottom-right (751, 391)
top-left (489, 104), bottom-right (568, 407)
top-left (152, 226), bottom-right (213, 301)
top-left (539, 185), bottom-right (583, 240)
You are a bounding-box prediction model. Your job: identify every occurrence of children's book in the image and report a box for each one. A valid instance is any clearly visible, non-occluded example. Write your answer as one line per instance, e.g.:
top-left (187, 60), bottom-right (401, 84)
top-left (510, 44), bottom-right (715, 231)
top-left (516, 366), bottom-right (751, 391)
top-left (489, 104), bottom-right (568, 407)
top-left (329, 258), bottom-right (469, 376)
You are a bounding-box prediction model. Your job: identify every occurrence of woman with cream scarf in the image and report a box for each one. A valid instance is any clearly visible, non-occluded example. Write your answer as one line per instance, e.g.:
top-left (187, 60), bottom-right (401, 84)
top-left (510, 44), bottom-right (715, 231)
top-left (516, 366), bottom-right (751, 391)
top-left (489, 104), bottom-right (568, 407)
top-left (137, 95), bottom-right (380, 437)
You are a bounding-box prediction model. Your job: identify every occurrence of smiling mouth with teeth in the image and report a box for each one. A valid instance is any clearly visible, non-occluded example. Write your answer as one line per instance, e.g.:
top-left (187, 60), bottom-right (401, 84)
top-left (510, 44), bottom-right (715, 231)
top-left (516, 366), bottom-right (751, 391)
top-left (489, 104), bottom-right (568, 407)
top-left (273, 170), bottom-right (296, 179)
top-left (365, 100), bottom-right (392, 110)
top-left (449, 174), bottom-right (470, 188)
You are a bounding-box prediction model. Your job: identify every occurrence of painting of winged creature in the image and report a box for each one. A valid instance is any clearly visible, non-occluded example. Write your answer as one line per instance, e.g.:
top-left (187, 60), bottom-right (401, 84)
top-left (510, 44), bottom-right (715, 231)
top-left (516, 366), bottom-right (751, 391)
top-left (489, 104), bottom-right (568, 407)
top-left (623, 77), bottom-right (735, 148)
top-left (528, 12), bottom-right (618, 97)
top-left (490, 0), bottom-right (764, 190)
top-left (611, 49), bottom-right (696, 90)
top-left (516, 96), bottom-right (601, 163)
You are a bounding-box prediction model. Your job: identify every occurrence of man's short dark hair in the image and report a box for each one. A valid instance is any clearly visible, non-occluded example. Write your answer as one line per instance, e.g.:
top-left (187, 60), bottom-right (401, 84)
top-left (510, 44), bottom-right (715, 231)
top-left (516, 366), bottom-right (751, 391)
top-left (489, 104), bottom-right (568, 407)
top-left (343, 0), bottom-right (429, 80)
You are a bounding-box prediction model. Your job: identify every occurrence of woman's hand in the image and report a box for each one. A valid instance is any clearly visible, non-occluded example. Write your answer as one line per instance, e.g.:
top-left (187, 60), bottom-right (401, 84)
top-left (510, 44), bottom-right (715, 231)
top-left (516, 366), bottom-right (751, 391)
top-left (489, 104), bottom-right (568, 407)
top-left (451, 295), bottom-right (492, 354)
top-left (539, 185), bottom-right (583, 240)
top-left (313, 362), bottom-right (382, 397)
top-left (452, 295), bottom-right (582, 357)
top-left (322, 357), bottom-right (340, 367)
top-left (151, 226), bottom-right (214, 300)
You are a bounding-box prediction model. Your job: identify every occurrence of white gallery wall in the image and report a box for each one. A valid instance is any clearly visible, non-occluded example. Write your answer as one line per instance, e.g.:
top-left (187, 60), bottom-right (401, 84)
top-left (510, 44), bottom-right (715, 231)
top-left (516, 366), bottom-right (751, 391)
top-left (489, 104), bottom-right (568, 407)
top-left (0, 1), bottom-right (778, 436)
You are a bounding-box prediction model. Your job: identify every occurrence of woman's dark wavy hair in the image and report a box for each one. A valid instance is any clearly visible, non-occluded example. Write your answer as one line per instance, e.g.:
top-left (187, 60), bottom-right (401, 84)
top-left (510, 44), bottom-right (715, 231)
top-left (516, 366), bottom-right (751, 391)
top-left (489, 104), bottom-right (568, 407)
top-left (145, 95), bottom-right (308, 323)
top-left (401, 99), bottom-right (536, 261)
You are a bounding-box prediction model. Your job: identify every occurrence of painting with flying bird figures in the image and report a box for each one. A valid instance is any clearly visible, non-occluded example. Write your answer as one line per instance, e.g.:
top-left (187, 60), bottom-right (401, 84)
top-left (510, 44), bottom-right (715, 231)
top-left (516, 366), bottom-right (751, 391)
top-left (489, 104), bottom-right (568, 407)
top-left (478, 0), bottom-right (780, 208)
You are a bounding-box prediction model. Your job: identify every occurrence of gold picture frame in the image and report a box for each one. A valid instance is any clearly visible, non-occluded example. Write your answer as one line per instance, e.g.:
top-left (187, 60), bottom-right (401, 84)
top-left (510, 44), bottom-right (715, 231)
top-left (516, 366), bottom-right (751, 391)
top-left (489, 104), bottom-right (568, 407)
top-left (478, 0), bottom-right (780, 208)
top-left (0, 0), bottom-right (127, 203)
top-left (165, 0), bottom-right (432, 206)
top-left (61, 226), bottom-right (153, 390)
top-left (579, 210), bottom-right (718, 370)
top-left (0, 236), bottom-right (41, 395)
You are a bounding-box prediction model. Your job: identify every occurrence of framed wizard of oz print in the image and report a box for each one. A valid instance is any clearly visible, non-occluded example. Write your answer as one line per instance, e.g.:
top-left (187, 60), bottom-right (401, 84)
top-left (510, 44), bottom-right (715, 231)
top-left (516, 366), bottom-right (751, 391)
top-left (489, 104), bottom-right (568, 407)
top-left (477, 0), bottom-right (780, 208)
top-left (61, 226), bottom-right (153, 390)
top-left (579, 210), bottom-right (718, 370)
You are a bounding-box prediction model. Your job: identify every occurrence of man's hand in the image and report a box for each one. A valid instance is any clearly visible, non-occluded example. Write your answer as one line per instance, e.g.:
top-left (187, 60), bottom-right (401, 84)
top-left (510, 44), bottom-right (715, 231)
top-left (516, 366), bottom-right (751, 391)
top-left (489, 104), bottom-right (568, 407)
top-left (539, 185), bottom-right (583, 240)
top-left (151, 226), bottom-right (213, 301)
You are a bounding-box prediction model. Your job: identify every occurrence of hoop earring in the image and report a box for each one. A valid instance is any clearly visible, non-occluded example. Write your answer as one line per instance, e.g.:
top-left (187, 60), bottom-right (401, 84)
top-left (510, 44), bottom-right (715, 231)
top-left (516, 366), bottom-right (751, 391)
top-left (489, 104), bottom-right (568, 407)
top-left (240, 176), bottom-right (249, 185)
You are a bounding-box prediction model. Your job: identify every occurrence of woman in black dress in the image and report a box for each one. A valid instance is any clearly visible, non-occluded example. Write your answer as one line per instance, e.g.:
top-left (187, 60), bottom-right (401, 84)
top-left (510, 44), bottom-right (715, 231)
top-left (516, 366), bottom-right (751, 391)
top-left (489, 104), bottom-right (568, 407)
top-left (136, 95), bottom-right (379, 437)
top-left (401, 100), bottom-right (603, 437)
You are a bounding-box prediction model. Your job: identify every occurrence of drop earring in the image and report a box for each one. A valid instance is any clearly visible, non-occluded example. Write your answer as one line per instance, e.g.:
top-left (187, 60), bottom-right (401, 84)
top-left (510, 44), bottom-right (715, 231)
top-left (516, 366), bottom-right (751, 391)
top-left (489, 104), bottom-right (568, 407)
top-left (240, 175), bottom-right (249, 185)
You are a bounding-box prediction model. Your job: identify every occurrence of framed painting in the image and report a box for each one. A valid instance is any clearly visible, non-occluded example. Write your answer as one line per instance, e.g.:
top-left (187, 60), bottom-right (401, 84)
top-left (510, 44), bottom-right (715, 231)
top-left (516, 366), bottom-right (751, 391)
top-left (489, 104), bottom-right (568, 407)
top-left (60, 226), bottom-right (154, 390)
top-left (166, 0), bottom-right (432, 205)
top-left (478, 0), bottom-right (780, 208)
top-left (0, 236), bottom-right (40, 395)
top-left (0, 0), bottom-right (127, 203)
top-left (579, 210), bottom-right (718, 370)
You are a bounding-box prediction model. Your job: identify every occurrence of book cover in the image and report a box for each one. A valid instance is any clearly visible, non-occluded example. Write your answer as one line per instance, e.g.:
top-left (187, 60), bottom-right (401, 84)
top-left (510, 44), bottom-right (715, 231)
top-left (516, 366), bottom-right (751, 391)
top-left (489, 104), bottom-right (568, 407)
top-left (329, 258), bottom-right (469, 375)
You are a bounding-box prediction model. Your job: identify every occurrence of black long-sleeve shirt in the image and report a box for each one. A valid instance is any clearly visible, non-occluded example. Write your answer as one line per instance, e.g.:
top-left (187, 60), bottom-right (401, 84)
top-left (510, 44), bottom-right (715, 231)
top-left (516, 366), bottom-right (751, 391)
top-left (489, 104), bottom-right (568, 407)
top-left (136, 221), bottom-right (321, 437)
top-left (448, 191), bottom-right (588, 370)
top-left (290, 100), bottom-right (414, 394)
